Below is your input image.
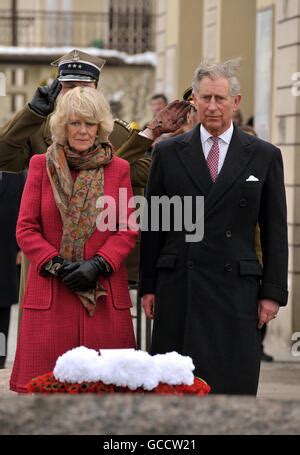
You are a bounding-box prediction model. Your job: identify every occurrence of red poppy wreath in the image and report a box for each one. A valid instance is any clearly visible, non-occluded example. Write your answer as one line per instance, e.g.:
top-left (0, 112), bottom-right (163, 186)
top-left (26, 347), bottom-right (211, 396)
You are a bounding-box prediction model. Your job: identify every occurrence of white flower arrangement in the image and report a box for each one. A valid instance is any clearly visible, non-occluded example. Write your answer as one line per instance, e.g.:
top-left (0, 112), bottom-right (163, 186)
top-left (53, 346), bottom-right (195, 391)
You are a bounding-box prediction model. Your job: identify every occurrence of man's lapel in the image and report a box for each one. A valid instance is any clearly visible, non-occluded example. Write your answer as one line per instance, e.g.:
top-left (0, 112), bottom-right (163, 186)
top-left (175, 125), bottom-right (213, 197)
top-left (174, 125), bottom-right (257, 214)
top-left (204, 126), bottom-right (257, 216)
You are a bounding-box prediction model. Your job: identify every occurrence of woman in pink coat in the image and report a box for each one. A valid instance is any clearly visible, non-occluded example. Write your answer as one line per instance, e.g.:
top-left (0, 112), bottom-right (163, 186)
top-left (10, 87), bottom-right (138, 392)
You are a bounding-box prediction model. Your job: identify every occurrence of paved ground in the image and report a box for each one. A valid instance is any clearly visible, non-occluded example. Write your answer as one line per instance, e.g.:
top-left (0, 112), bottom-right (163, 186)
top-left (257, 361), bottom-right (300, 400)
top-left (0, 368), bottom-right (11, 395)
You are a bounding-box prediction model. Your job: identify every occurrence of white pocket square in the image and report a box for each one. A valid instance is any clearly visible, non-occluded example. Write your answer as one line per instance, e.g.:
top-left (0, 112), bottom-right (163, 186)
top-left (246, 175), bottom-right (259, 182)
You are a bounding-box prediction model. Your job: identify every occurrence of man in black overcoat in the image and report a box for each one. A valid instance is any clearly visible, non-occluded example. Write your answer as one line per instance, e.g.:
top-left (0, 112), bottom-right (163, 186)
top-left (139, 60), bottom-right (288, 395)
top-left (0, 172), bottom-right (25, 368)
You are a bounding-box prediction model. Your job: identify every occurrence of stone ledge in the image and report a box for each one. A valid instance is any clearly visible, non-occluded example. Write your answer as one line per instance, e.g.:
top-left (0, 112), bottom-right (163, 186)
top-left (0, 394), bottom-right (300, 435)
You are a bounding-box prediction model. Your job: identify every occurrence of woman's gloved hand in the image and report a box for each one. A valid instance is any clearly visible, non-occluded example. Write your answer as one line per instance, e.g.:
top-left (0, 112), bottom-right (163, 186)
top-left (57, 260), bottom-right (84, 279)
top-left (41, 256), bottom-right (82, 278)
top-left (61, 256), bottom-right (112, 292)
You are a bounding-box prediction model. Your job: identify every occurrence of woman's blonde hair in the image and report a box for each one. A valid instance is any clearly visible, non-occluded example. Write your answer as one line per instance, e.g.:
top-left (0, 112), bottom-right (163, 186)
top-left (50, 86), bottom-right (114, 144)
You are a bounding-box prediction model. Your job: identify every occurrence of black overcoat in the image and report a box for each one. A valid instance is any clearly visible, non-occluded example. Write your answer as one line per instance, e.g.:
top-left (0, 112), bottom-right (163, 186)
top-left (140, 125), bottom-right (288, 395)
top-left (0, 172), bottom-right (25, 307)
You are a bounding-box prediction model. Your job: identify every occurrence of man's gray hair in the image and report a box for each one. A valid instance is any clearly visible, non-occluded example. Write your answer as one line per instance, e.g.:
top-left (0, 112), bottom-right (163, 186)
top-left (192, 58), bottom-right (241, 97)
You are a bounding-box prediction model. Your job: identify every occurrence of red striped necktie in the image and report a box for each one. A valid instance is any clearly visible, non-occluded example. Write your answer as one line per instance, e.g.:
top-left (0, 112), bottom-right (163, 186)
top-left (207, 136), bottom-right (220, 182)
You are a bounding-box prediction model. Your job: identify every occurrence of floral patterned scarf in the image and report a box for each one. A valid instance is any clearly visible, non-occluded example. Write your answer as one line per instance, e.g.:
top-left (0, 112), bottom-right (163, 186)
top-left (46, 141), bottom-right (113, 316)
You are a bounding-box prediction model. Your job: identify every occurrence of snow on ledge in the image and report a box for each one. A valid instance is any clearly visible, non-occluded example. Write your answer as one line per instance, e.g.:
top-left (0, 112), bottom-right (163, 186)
top-left (0, 46), bottom-right (157, 66)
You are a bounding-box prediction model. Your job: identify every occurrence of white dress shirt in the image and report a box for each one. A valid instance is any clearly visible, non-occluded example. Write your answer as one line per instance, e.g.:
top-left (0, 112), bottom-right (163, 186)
top-left (200, 123), bottom-right (234, 174)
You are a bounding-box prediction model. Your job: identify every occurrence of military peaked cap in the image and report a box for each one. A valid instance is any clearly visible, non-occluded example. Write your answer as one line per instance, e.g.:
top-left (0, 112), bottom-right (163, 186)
top-left (51, 49), bottom-right (106, 83)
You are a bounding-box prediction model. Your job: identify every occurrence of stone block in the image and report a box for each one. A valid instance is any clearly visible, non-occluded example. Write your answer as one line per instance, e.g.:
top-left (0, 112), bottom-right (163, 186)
top-left (274, 46), bottom-right (300, 89)
top-left (277, 17), bottom-right (300, 48)
top-left (277, 0), bottom-right (300, 22)
top-left (1, 393), bottom-right (300, 435)
top-left (286, 185), bottom-right (295, 223)
top-left (274, 89), bottom-right (300, 121)
top-left (274, 117), bottom-right (300, 146)
top-left (280, 147), bottom-right (296, 185)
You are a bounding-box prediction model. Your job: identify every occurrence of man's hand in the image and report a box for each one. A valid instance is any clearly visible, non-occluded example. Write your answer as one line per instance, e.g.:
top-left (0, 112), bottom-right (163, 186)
top-left (16, 251), bottom-right (22, 265)
top-left (258, 299), bottom-right (280, 329)
top-left (29, 78), bottom-right (62, 117)
top-left (142, 293), bottom-right (155, 319)
top-left (144, 100), bottom-right (191, 140)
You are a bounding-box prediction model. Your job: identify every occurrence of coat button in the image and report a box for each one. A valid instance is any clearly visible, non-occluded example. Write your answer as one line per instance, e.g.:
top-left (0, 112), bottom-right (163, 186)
top-left (187, 261), bottom-right (194, 269)
top-left (225, 230), bottom-right (232, 238)
top-left (239, 198), bottom-right (247, 207)
top-left (225, 263), bottom-right (232, 272)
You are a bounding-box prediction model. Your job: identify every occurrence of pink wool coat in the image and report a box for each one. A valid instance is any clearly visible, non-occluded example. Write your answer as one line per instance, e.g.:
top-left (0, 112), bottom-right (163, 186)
top-left (10, 154), bottom-right (138, 392)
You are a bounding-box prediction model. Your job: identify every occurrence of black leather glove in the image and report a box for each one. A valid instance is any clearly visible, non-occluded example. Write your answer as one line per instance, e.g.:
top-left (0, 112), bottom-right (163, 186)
top-left (58, 261), bottom-right (84, 279)
top-left (29, 78), bottom-right (62, 117)
top-left (62, 256), bottom-right (112, 292)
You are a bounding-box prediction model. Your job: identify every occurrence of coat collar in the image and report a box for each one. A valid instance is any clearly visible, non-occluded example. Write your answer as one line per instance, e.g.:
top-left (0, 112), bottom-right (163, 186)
top-left (175, 124), bottom-right (258, 216)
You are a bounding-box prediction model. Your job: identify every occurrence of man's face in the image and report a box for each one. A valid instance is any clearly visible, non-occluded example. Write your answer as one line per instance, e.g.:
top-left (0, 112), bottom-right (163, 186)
top-left (60, 80), bottom-right (96, 95)
top-left (150, 97), bottom-right (167, 116)
top-left (192, 77), bottom-right (241, 136)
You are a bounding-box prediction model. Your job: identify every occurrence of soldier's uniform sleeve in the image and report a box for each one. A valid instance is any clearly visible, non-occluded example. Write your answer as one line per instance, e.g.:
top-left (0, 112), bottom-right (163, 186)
top-left (114, 130), bottom-right (152, 187)
top-left (0, 104), bottom-right (45, 172)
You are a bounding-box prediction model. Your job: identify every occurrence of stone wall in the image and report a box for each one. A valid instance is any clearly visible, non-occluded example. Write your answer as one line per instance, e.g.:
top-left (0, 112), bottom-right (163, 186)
top-left (0, 393), bottom-right (300, 435)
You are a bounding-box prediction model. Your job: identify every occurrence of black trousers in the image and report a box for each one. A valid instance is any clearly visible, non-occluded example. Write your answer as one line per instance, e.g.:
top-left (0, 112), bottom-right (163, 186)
top-left (0, 307), bottom-right (11, 368)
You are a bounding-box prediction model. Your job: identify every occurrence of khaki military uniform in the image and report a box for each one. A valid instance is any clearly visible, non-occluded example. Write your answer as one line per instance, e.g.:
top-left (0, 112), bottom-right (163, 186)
top-left (0, 104), bottom-right (152, 187)
top-left (0, 105), bottom-right (152, 314)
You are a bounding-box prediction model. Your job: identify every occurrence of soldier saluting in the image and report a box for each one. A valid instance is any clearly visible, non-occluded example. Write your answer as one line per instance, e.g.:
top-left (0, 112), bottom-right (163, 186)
top-left (0, 48), bottom-right (189, 178)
